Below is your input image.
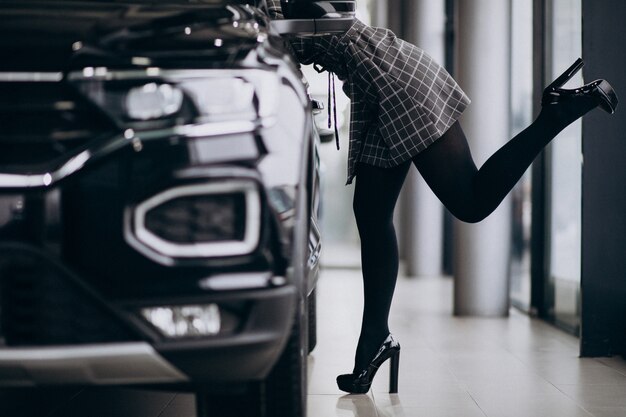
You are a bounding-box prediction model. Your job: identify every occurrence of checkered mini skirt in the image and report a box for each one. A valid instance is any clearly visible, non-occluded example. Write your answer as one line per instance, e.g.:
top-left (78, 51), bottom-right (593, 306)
top-left (267, 3), bottom-right (470, 184)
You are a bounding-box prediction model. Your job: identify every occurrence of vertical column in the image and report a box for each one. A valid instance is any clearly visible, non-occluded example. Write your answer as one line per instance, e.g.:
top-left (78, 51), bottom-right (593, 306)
top-left (386, 0), bottom-right (403, 34)
top-left (372, 0), bottom-right (388, 28)
top-left (399, 0), bottom-right (447, 277)
top-left (453, 0), bottom-right (512, 316)
top-left (580, 0), bottom-right (626, 357)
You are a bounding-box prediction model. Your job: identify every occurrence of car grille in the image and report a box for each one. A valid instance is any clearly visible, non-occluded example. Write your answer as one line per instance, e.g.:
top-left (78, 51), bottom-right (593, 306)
top-left (145, 193), bottom-right (247, 244)
top-left (0, 80), bottom-right (115, 168)
top-left (0, 257), bottom-right (141, 347)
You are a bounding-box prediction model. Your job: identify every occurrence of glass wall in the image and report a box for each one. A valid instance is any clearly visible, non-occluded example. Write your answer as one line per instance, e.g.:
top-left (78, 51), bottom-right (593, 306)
top-left (544, 0), bottom-right (583, 333)
top-left (509, 0), bottom-right (534, 312)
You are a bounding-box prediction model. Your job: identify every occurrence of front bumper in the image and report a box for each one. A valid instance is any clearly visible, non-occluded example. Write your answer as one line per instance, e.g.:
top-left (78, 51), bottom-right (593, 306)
top-left (0, 287), bottom-right (296, 387)
top-left (154, 284), bottom-right (297, 383)
top-left (0, 257), bottom-right (296, 386)
top-left (0, 342), bottom-right (187, 386)
top-left (0, 234), bottom-right (297, 387)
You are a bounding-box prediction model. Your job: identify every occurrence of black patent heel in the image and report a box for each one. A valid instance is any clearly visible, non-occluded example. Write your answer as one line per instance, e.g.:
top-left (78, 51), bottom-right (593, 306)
top-left (594, 79), bottom-right (619, 114)
top-left (542, 58), bottom-right (619, 115)
top-left (389, 350), bottom-right (399, 393)
top-left (336, 334), bottom-right (401, 394)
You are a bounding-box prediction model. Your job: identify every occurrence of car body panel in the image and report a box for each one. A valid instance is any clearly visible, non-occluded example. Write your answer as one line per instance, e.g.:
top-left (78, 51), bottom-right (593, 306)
top-left (0, 0), bottom-right (321, 388)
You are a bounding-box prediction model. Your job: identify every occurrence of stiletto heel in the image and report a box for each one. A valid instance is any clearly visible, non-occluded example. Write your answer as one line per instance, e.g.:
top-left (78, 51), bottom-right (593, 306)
top-left (545, 57), bottom-right (584, 90)
top-left (389, 350), bottom-right (399, 393)
top-left (542, 58), bottom-right (619, 115)
top-left (336, 334), bottom-right (401, 394)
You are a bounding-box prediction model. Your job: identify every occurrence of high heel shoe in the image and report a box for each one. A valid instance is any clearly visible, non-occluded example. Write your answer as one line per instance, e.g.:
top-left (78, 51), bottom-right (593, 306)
top-left (336, 334), bottom-right (400, 394)
top-left (542, 57), bottom-right (619, 114)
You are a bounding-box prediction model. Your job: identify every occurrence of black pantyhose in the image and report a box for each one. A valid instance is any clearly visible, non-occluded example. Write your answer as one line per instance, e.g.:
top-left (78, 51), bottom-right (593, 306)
top-left (352, 161), bottom-right (410, 374)
top-left (414, 116), bottom-right (556, 223)
top-left (351, 103), bottom-right (596, 372)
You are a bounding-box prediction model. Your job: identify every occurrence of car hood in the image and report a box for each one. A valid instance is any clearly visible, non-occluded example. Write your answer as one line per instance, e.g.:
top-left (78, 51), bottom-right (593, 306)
top-left (0, 0), bottom-right (265, 71)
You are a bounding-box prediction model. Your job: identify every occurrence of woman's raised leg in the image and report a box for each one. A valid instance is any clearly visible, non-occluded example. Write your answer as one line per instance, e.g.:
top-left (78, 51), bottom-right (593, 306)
top-left (412, 97), bottom-right (599, 223)
top-left (412, 56), bottom-right (619, 222)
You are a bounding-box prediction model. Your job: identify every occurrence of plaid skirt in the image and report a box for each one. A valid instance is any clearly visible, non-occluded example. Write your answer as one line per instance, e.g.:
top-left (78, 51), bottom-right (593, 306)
top-left (268, 3), bottom-right (470, 184)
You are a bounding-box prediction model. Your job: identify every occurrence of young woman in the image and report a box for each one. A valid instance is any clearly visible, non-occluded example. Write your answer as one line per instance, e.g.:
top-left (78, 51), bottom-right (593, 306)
top-left (267, 1), bottom-right (618, 394)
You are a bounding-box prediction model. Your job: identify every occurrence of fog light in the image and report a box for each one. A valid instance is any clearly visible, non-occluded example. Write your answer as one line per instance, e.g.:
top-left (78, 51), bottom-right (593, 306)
top-left (141, 304), bottom-right (220, 338)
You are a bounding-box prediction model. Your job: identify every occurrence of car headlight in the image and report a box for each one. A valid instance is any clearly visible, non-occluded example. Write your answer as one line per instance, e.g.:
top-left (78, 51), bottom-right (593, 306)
top-left (125, 83), bottom-right (184, 120)
top-left (69, 68), bottom-right (279, 129)
top-left (128, 180), bottom-right (262, 260)
top-left (182, 78), bottom-right (255, 121)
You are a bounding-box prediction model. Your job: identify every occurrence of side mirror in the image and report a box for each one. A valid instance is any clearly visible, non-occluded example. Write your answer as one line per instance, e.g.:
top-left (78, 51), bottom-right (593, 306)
top-left (311, 98), bottom-right (324, 115)
top-left (311, 99), bottom-right (336, 143)
top-left (270, 0), bottom-right (356, 36)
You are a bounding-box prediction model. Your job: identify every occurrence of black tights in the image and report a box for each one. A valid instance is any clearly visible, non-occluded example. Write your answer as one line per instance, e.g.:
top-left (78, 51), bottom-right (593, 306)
top-left (350, 104), bottom-right (592, 372)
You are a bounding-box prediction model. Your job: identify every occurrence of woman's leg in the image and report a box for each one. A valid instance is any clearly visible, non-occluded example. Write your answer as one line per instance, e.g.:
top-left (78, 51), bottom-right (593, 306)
top-left (351, 161), bottom-right (411, 372)
top-left (412, 102), bottom-right (596, 223)
top-left (348, 94), bottom-right (599, 373)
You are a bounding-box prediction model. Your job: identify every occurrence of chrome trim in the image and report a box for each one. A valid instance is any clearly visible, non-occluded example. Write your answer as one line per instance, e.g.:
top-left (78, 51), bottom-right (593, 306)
top-left (198, 272), bottom-right (274, 291)
top-left (68, 68), bottom-right (275, 82)
top-left (225, 5), bottom-right (241, 21)
top-left (0, 342), bottom-right (188, 386)
top-left (0, 72), bottom-right (63, 82)
top-left (132, 181), bottom-right (261, 259)
top-left (176, 120), bottom-right (259, 137)
top-left (307, 217), bottom-right (322, 269)
top-left (141, 119), bottom-right (269, 139)
top-left (0, 121), bottom-right (269, 190)
top-left (0, 134), bottom-right (128, 189)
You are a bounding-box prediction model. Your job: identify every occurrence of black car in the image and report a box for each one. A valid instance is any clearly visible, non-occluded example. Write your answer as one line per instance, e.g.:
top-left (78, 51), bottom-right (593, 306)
top-left (0, 1), bottom-right (354, 416)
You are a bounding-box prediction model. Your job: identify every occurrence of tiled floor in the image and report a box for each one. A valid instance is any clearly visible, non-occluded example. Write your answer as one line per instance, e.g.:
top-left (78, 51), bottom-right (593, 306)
top-left (2, 268), bottom-right (625, 417)
top-left (307, 269), bottom-right (626, 417)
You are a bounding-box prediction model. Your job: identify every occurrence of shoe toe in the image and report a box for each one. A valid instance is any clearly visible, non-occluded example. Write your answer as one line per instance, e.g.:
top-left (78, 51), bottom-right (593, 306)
top-left (336, 373), bottom-right (370, 394)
